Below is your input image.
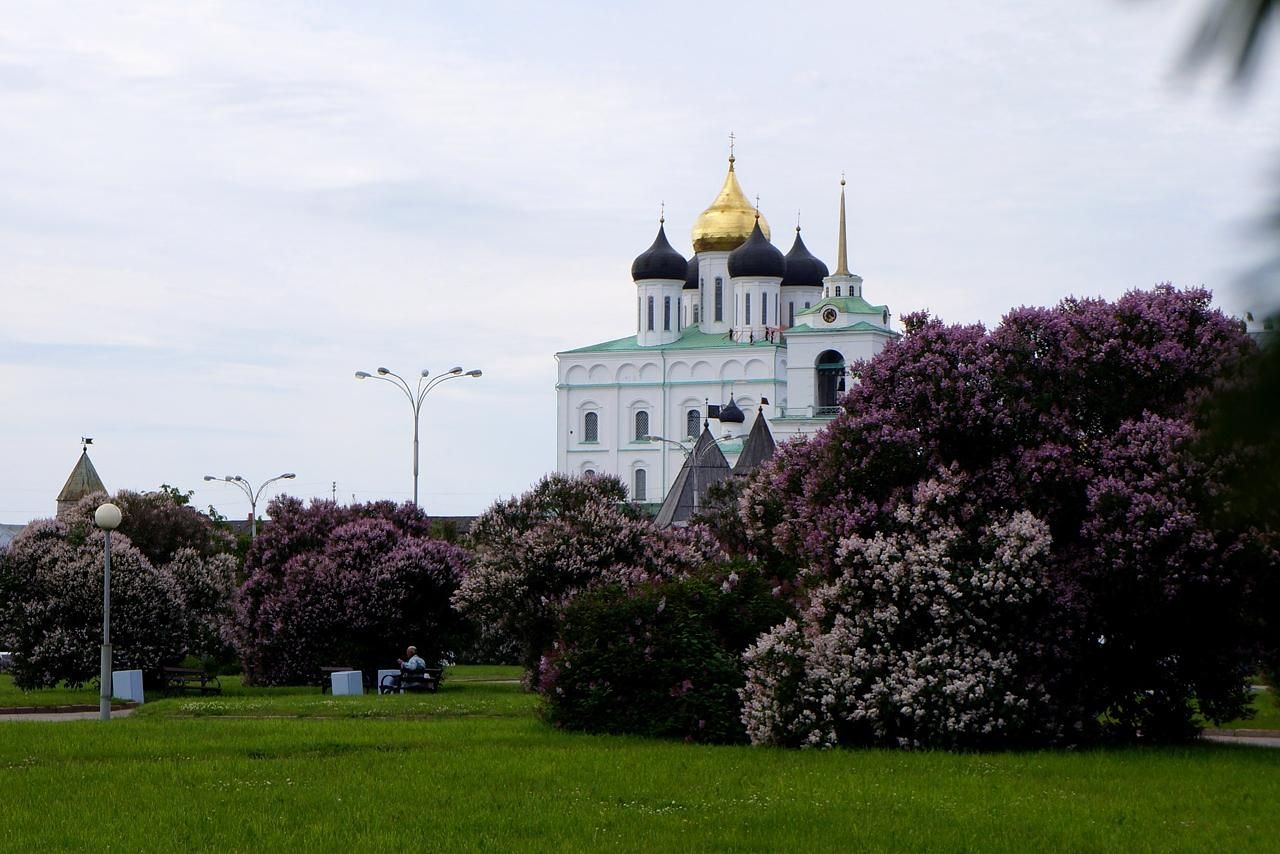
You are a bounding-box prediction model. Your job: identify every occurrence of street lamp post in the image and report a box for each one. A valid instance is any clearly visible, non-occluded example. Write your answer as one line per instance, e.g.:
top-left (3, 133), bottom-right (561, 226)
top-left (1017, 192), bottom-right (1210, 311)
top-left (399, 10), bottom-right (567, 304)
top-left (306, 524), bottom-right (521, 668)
top-left (645, 430), bottom-right (738, 513)
top-left (354, 365), bottom-right (482, 509)
top-left (203, 473), bottom-right (296, 538)
top-left (95, 502), bottom-right (122, 722)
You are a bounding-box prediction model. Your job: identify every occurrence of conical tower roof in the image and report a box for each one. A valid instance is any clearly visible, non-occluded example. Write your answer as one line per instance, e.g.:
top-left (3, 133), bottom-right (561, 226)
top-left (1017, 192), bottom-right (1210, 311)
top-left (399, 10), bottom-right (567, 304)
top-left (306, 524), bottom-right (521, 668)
top-left (733, 408), bottom-right (777, 475)
top-left (57, 450), bottom-right (105, 502)
top-left (654, 425), bottom-right (731, 527)
top-left (691, 154), bottom-right (770, 253)
top-left (56, 449), bottom-right (106, 516)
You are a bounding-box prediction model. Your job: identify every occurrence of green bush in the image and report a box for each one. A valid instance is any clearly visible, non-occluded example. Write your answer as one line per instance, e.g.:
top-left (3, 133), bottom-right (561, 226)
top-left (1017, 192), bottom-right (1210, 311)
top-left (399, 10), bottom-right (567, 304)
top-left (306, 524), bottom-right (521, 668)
top-left (540, 563), bottom-right (791, 743)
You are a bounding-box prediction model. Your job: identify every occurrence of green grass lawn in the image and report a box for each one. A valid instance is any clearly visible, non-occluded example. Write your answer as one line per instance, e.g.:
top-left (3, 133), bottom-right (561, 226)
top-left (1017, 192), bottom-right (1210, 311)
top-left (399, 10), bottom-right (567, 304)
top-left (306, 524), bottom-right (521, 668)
top-left (0, 664), bottom-right (524, 710)
top-left (2, 668), bottom-right (1279, 852)
top-left (1209, 686), bottom-right (1280, 731)
top-left (0, 674), bottom-right (101, 708)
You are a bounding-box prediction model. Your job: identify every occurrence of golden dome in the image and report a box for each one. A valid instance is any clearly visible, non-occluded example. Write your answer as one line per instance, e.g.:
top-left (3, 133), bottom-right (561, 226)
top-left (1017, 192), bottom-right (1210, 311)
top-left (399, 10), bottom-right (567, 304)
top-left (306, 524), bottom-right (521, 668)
top-left (691, 156), bottom-right (770, 253)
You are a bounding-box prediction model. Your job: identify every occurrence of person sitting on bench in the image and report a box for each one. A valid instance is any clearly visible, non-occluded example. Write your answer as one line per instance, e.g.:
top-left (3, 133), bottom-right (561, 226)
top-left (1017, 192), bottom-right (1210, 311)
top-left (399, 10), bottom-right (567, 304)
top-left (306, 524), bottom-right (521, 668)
top-left (398, 646), bottom-right (426, 672)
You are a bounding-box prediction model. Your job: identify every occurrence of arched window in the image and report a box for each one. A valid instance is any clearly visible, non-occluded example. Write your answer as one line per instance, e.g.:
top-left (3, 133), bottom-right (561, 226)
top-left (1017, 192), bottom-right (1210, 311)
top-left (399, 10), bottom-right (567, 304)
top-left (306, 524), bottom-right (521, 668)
top-left (583, 469), bottom-right (595, 477)
top-left (647, 296), bottom-right (655, 331)
top-left (834, 285), bottom-right (842, 297)
top-left (633, 468), bottom-right (647, 502)
top-left (762, 294), bottom-right (768, 326)
top-left (693, 304), bottom-right (701, 324)
top-left (714, 277), bottom-right (723, 322)
top-left (745, 292), bottom-right (751, 325)
top-left (583, 411), bottom-right (599, 443)
top-left (686, 408), bottom-right (700, 438)
top-left (882, 309), bottom-right (889, 326)
top-left (815, 350), bottom-right (846, 412)
top-left (789, 302), bottom-right (795, 327)
top-left (664, 296), bottom-right (671, 331)
top-left (634, 410), bottom-right (649, 441)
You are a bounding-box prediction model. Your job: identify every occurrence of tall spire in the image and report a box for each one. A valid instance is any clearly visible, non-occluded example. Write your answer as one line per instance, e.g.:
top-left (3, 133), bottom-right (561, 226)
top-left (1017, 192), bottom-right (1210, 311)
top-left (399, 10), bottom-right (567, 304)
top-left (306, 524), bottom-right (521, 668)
top-left (835, 173), bottom-right (850, 276)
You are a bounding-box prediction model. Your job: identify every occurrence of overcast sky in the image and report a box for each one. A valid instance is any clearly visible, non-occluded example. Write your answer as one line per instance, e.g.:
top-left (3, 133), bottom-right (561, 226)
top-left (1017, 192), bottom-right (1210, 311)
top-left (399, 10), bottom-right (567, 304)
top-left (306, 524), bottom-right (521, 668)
top-left (2, 1), bottom-right (1277, 523)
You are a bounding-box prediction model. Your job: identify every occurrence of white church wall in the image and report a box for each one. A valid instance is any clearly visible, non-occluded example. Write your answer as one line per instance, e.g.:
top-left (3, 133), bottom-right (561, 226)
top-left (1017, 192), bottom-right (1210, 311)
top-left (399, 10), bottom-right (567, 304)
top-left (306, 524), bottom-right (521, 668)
top-left (697, 252), bottom-right (732, 334)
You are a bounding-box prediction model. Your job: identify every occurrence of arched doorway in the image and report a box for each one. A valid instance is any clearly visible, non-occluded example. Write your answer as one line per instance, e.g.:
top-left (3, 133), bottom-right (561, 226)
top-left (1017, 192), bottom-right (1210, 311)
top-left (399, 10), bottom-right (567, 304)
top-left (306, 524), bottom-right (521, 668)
top-left (815, 350), bottom-right (846, 414)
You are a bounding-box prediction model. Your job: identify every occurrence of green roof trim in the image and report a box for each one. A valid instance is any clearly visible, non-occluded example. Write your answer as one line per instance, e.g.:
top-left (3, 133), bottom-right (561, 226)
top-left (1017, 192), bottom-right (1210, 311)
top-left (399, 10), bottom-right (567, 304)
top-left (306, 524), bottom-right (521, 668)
top-left (558, 326), bottom-right (784, 355)
top-left (786, 320), bottom-right (899, 335)
top-left (796, 296), bottom-right (889, 316)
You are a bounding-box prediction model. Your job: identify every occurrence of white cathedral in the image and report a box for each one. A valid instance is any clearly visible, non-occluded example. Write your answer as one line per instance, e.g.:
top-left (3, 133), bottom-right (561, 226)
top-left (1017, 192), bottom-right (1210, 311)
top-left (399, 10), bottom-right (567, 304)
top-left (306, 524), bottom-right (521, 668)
top-left (555, 152), bottom-right (900, 505)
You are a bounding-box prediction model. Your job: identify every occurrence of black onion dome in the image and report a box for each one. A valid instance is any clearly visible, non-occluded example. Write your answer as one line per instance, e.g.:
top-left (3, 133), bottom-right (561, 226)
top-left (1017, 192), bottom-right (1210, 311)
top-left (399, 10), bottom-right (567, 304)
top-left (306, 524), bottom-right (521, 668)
top-left (782, 228), bottom-right (829, 287)
top-left (717, 395), bottom-right (745, 424)
top-left (631, 223), bottom-right (688, 281)
top-left (727, 221), bottom-right (786, 279)
top-left (684, 256), bottom-right (699, 290)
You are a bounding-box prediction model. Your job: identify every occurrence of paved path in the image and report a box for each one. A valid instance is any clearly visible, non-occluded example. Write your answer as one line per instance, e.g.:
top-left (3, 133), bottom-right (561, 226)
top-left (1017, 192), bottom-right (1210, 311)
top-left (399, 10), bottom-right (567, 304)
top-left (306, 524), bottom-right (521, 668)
top-left (0, 708), bottom-right (134, 722)
top-left (1198, 732), bottom-right (1280, 752)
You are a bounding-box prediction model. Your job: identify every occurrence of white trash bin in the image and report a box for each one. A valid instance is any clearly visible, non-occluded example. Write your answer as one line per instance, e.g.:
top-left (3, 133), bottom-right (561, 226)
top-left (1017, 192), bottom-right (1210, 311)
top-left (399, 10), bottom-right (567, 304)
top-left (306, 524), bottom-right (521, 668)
top-left (112, 669), bottom-right (145, 703)
top-left (331, 670), bottom-right (363, 696)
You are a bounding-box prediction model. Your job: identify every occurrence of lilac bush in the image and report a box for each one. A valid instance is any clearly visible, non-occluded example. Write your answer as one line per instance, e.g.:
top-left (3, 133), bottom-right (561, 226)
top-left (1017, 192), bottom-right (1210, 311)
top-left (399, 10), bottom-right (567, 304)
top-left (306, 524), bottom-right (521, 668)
top-left (742, 471), bottom-right (1061, 748)
top-left (541, 562), bottom-right (793, 743)
top-left (63, 488), bottom-right (235, 566)
top-left (166, 548), bottom-right (239, 659)
top-left (231, 498), bottom-right (469, 684)
top-left (0, 486), bottom-right (245, 688)
top-left (742, 285), bottom-right (1273, 745)
top-left (0, 519), bottom-right (188, 688)
top-left (454, 473), bottom-right (724, 677)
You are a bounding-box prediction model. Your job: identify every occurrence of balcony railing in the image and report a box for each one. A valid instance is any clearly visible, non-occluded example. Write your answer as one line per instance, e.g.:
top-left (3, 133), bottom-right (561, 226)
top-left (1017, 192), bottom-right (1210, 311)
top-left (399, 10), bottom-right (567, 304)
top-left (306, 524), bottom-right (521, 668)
top-left (779, 405), bottom-right (843, 419)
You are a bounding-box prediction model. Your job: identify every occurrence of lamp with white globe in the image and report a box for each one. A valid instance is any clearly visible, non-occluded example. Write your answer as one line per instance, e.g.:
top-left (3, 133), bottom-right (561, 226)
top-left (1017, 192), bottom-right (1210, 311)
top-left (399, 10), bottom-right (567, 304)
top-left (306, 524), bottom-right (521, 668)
top-left (95, 502), bottom-right (122, 721)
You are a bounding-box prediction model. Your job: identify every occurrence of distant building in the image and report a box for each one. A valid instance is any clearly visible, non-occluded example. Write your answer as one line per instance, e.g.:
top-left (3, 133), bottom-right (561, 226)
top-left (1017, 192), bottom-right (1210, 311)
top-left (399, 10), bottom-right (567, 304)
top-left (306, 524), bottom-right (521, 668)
top-left (0, 524), bottom-right (24, 548)
top-left (555, 151), bottom-right (899, 505)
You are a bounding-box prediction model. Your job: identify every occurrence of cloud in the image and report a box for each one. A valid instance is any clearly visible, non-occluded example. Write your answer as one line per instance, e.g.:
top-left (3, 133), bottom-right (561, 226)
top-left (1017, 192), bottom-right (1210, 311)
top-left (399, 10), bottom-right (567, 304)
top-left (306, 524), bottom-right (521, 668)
top-left (1, 0), bottom-right (1278, 520)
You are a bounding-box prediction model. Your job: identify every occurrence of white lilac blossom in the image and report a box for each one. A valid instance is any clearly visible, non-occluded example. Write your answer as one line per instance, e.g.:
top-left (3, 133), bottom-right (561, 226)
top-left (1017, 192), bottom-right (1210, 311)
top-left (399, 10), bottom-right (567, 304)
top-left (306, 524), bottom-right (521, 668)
top-left (740, 286), bottom-right (1274, 743)
top-left (741, 472), bottom-right (1058, 749)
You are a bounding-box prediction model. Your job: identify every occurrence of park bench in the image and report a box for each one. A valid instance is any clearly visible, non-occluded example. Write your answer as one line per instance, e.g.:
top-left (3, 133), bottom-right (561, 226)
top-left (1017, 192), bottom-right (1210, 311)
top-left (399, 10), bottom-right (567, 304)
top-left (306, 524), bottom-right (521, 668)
top-left (319, 665), bottom-right (356, 693)
top-left (379, 667), bottom-right (442, 694)
top-left (160, 666), bottom-right (222, 697)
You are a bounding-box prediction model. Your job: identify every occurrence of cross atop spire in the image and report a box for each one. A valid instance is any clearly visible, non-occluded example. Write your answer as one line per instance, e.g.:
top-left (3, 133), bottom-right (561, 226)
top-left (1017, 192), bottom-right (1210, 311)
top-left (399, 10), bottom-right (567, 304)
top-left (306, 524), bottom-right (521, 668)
top-left (659, 200), bottom-right (665, 224)
top-left (728, 131), bottom-right (735, 163)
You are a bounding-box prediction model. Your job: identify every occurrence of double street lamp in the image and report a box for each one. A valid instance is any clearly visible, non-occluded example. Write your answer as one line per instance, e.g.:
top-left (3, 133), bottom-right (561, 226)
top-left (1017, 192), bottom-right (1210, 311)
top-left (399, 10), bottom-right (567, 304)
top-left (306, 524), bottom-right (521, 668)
top-left (354, 366), bottom-right (482, 509)
top-left (203, 473), bottom-right (296, 538)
